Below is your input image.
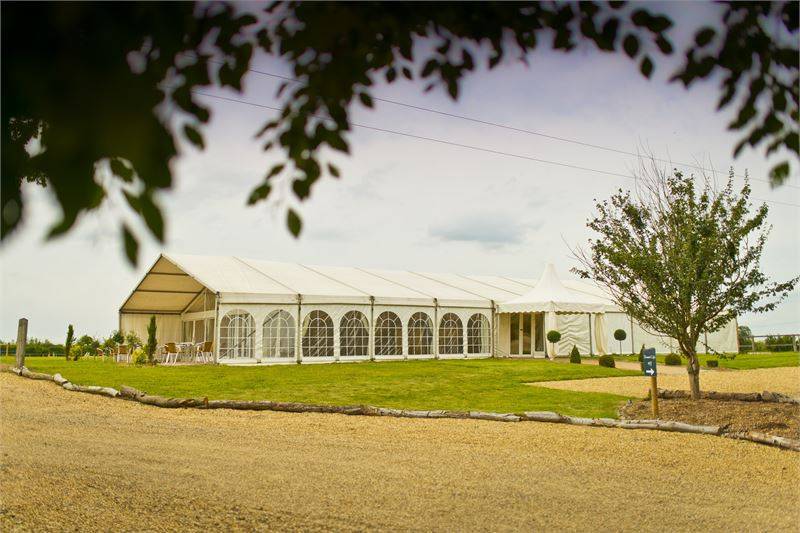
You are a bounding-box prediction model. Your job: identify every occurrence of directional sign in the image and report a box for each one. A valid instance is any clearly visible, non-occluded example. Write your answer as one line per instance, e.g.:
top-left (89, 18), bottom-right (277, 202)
top-left (642, 347), bottom-right (657, 376)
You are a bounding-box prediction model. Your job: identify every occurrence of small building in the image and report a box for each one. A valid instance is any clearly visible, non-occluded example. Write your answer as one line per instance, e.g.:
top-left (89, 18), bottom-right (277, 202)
top-left (119, 254), bottom-right (738, 364)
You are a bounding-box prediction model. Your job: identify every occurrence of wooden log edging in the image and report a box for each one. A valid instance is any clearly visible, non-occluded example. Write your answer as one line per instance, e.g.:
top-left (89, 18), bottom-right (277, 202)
top-left (658, 388), bottom-right (800, 404)
top-left (5, 366), bottom-right (799, 451)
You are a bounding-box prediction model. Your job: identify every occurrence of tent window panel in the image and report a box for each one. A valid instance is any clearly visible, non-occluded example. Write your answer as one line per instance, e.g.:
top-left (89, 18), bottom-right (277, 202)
top-left (263, 310), bottom-right (295, 358)
top-left (193, 320), bottom-right (204, 343)
top-left (183, 321), bottom-right (193, 342)
top-left (534, 313), bottom-right (544, 352)
top-left (206, 319), bottom-right (215, 343)
top-left (408, 312), bottom-right (433, 355)
top-left (302, 310), bottom-right (334, 357)
top-left (438, 313), bottom-right (463, 355)
top-left (219, 310), bottom-right (255, 359)
top-left (522, 313), bottom-right (531, 355)
top-left (375, 311), bottom-right (402, 356)
top-left (467, 314), bottom-right (490, 354)
top-left (510, 314), bottom-right (519, 354)
top-left (340, 311), bottom-right (369, 357)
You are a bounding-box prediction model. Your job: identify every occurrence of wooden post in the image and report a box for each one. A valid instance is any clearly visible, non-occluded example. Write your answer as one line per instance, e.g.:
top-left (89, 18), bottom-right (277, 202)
top-left (15, 318), bottom-right (28, 369)
top-left (650, 375), bottom-right (659, 418)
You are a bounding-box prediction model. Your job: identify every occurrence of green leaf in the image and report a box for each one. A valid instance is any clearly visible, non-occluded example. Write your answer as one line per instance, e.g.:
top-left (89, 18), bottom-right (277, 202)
top-left (385, 67), bottom-right (396, 83)
top-left (183, 124), bottom-right (204, 150)
top-left (110, 158), bottom-right (134, 183)
top-left (122, 224), bottom-right (138, 265)
top-left (622, 35), bottom-right (639, 58)
top-left (402, 67), bottom-right (413, 80)
top-left (287, 208), bottom-right (302, 237)
top-left (247, 183), bottom-right (271, 205)
top-left (327, 132), bottom-right (349, 154)
top-left (139, 194), bottom-right (165, 242)
top-left (358, 92), bottom-right (374, 108)
top-left (640, 56), bottom-right (654, 78)
top-left (655, 36), bottom-right (673, 55)
top-left (421, 59), bottom-right (438, 78)
top-left (695, 28), bottom-right (715, 47)
top-left (266, 163), bottom-right (285, 179)
top-left (768, 161), bottom-right (790, 187)
top-left (328, 163), bottom-right (340, 178)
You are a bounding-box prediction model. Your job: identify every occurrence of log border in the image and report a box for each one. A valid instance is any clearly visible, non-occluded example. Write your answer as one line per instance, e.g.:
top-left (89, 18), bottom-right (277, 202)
top-left (5, 366), bottom-right (799, 452)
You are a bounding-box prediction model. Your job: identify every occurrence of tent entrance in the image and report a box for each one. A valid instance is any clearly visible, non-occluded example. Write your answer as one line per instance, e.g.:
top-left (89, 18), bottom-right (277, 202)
top-left (509, 312), bottom-right (545, 357)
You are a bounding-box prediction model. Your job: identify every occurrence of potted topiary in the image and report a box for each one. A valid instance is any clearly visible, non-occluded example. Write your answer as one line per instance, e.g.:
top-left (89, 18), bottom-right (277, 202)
top-left (569, 345), bottom-right (581, 364)
top-left (546, 330), bottom-right (561, 359)
top-left (613, 329), bottom-right (627, 355)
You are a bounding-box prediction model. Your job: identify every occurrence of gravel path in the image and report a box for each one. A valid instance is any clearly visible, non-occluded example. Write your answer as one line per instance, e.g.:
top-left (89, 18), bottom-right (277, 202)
top-left (534, 366), bottom-right (800, 398)
top-left (1, 373), bottom-right (798, 532)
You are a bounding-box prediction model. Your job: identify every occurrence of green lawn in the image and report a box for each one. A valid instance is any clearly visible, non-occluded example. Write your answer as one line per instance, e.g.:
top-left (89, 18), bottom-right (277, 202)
top-left (2, 357), bottom-right (639, 418)
top-left (613, 352), bottom-right (800, 370)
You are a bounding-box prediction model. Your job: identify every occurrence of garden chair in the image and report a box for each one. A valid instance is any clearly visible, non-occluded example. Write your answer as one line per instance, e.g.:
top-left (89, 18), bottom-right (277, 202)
top-left (195, 341), bottom-right (213, 364)
top-left (164, 342), bottom-right (180, 364)
top-left (95, 347), bottom-right (106, 359)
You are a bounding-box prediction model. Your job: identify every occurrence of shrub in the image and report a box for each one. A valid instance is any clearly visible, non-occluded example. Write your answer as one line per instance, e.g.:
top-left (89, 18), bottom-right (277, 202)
top-left (546, 330), bottom-right (561, 343)
top-left (146, 316), bottom-right (157, 364)
top-left (64, 324), bottom-right (74, 361)
top-left (706, 359), bottom-right (719, 368)
top-left (69, 344), bottom-right (84, 360)
top-left (131, 347), bottom-right (148, 365)
top-left (598, 354), bottom-right (615, 368)
top-left (125, 331), bottom-right (142, 348)
top-left (569, 345), bottom-right (581, 364)
top-left (638, 344), bottom-right (645, 362)
top-left (664, 353), bottom-right (682, 366)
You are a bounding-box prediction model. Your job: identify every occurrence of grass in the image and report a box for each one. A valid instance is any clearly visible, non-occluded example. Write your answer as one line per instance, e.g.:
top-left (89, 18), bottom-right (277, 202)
top-left (613, 352), bottom-right (800, 370)
top-left (2, 356), bottom-right (639, 418)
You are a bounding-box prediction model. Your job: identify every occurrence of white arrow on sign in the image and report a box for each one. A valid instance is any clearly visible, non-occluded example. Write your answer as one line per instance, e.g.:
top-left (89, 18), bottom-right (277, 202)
top-left (645, 368), bottom-right (655, 375)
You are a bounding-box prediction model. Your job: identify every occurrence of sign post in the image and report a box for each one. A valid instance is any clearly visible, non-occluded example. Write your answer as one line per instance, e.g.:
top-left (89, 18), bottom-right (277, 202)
top-left (642, 347), bottom-right (658, 418)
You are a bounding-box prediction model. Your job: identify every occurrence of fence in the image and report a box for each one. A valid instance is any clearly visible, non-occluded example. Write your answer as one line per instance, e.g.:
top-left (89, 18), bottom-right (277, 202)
top-left (740, 334), bottom-right (799, 353)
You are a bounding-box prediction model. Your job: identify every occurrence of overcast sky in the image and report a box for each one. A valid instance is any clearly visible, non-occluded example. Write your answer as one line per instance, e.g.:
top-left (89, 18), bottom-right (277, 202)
top-left (1, 4), bottom-right (798, 342)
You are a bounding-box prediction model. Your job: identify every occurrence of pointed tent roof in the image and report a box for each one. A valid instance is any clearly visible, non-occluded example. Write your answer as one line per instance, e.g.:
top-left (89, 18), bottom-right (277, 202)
top-left (496, 263), bottom-right (615, 313)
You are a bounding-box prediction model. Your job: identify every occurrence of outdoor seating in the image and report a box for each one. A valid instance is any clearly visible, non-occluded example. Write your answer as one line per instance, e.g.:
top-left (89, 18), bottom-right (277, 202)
top-left (116, 344), bottom-right (129, 363)
top-left (162, 342), bottom-right (180, 364)
top-left (195, 341), bottom-right (213, 363)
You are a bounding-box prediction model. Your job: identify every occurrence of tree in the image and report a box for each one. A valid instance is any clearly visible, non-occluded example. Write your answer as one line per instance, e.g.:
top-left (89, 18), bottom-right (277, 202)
top-left (574, 159), bottom-right (798, 399)
top-left (2, 2), bottom-right (797, 263)
top-left (546, 330), bottom-right (561, 358)
top-left (613, 328), bottom-right (627, 355)
top-left (125, 331), bottom-right (143, 348)
top-left (737, 325), bottom-right (753, 352)
top-left (64, 325), bottom-right (74, 362)
top-left (146, 316), bottom-right (157, 364)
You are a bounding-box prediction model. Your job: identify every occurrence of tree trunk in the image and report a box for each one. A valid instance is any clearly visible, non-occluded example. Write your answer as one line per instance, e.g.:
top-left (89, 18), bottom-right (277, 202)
top-left (686, 352), bottom-right (701, 400)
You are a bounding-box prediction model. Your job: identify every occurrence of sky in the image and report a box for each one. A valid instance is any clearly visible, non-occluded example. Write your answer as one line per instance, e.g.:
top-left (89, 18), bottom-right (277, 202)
top-left (1, 3), bottom-right (798, 342)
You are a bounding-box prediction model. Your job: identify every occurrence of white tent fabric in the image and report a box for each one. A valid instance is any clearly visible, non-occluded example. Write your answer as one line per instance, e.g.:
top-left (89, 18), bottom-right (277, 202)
top-left (119, 254), bottom-right (739, 363)
top-left (496, 263), bottom-right (615, 314)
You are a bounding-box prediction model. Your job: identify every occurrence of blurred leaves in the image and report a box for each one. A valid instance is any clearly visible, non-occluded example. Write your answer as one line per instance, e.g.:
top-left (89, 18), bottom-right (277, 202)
top-left (3, 2), bottom-right (798, 266)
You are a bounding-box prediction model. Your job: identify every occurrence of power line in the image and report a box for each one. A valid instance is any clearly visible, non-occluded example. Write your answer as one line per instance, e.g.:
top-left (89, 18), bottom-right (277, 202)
top-left (191, 90), bottom-right (800, 209)
top-left (221, 60), bottom-right (799, 190)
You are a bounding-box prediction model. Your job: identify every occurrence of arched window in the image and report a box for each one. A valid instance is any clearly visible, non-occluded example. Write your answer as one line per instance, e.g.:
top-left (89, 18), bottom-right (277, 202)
top-left (220, 309), bottom-right (255, 359)
top-left (467, 313), bottom-right (491, 354)
top-left (407, 312), bottom-right (433, 355)
top-left (262, 310), bottom-right (295, 358)
top-left (302, 310), bottom-right (334, 357)
top-left (375, 311), bottom-right (402, 356)
top-left (340, 311), bottom-right (369, 357)
top-left (438, 313), bottom-right (463, 355)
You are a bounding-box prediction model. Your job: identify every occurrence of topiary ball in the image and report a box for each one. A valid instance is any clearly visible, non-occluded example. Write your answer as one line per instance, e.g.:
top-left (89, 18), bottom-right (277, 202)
top-left (546, 330), bottom-right (561, 343)
top-left (598, 354), bottom-right (615, 368)
top-left (706, 359), bottom-right (719, 368)
top-left (569, 345), bottom-right (581, 364)
top-left (613, 329), bottom-right (627, 341)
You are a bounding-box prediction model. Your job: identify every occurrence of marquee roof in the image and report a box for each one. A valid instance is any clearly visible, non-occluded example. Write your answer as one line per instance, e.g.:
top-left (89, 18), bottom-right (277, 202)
top-left (496, 263), bottom-right (617, 314)
top-left (120, 254), bottom-right (617, 314)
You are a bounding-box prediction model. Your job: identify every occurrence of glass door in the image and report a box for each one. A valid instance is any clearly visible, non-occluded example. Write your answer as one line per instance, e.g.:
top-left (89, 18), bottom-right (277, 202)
top-left (510, 313), bottom-right (533, 356)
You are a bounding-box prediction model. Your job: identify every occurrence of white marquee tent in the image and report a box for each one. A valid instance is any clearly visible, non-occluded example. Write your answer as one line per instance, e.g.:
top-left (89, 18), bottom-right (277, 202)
top-left (119, 254), bottom-right (738, 364)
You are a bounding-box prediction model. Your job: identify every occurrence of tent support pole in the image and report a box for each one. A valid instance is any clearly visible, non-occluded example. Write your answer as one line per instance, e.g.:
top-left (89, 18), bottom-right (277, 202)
top-left (369, 296), bottom-right (375, 362)
top-left (433, 299), bottom-right (439, 360)
top-left (630, 316), bottom-right (635, 355)
top-left (296, 296), bottom-right (302, 364)
top-left (490, 300), bottom-right (496, 359)
top-left (213, 293), bottom-right (220, 364)
top-left (588, 313), bottom-right (593, 356)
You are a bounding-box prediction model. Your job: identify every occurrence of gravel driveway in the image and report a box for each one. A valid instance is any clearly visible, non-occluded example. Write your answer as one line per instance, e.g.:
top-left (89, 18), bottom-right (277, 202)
top-left (1, 373), bottom-right (798, 532)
